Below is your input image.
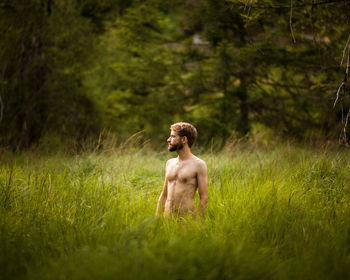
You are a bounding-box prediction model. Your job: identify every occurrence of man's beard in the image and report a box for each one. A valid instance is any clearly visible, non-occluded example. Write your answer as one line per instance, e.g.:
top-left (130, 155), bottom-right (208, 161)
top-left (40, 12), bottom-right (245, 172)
top-left (168, 141), bottom-right (184, 152)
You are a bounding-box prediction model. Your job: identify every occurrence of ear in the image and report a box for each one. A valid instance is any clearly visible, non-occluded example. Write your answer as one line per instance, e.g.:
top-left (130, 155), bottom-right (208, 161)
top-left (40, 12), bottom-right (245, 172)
top-left (182, 136), bottom-right (188, 144)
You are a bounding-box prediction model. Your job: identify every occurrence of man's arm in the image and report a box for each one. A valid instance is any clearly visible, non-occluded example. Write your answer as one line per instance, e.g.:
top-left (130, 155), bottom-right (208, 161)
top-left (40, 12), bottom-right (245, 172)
top-left (156, 163), bottom-right (168, 216)
top-left (197, 161), bottom-right (208, 214)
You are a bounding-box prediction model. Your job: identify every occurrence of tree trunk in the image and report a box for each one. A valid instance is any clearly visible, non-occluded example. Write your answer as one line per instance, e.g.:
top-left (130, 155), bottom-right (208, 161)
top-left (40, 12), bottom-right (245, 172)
top-left (238, 73), bottom-right (249, 136)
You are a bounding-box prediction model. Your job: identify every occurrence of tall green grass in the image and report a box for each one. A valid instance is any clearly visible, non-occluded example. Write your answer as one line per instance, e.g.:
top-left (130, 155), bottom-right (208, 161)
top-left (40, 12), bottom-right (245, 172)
top-left (1, 143), bottom-right (350, 279)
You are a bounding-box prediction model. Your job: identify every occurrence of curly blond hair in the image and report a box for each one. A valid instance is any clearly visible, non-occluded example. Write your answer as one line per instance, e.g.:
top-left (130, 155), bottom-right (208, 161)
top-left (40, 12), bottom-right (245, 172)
top-left (170, 122), bottom-right (198, 148)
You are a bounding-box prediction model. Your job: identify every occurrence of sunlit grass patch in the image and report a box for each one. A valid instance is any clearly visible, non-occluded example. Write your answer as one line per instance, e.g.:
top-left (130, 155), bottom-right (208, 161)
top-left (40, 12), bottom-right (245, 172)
top-left (1, 144), bottom-right (350, 279)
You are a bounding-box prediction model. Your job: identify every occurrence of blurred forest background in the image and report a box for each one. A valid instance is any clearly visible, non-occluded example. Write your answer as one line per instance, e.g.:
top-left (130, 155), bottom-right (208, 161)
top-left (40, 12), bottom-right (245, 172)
top-left (1, 0), bottom-right (350, 150)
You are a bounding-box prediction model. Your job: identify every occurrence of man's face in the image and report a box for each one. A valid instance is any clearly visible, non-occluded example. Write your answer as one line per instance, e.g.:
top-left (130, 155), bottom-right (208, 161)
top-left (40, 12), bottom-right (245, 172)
top-left (167, 130), bottom-right (184, 152)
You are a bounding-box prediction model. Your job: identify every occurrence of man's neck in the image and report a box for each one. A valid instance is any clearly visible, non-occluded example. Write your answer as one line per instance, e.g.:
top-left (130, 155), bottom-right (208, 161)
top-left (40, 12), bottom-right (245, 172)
top-left (177, 145), bottom-right (192, 161)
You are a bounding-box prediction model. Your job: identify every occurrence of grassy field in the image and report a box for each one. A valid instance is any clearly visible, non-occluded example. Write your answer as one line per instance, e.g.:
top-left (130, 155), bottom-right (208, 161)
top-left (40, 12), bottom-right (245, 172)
top-left (1, 142), bottom-right (350, 280)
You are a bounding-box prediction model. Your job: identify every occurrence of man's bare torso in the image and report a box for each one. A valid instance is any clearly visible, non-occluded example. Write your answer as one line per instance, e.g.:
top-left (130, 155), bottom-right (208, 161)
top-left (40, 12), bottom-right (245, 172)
top-left (164, 156), bottom-right (204, 214)
top-left (156, 124), bottom-right (208, 216)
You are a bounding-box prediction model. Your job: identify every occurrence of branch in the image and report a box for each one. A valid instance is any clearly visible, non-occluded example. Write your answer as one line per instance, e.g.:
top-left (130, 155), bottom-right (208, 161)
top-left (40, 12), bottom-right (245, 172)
top-left (334, 34), bottom-right (350, 108)
top-left (346, 42), bottom-right (350, 79)
top-left (244, 0), bottom-right (253, 27)
top-left (0, 94), bottom-right (3, 123)
top-left (251, 0), bottom-right (346, 9)
top-left (333, 81), bottom-right (345, 108)
top-left (341, 108), bottom-right (350, 146)
top-left (335, 36), bottom-right (350, 144)
top-left (289, 0), bottom-right (296, 43)
top-left (340, 34), bottom-right (350, 66)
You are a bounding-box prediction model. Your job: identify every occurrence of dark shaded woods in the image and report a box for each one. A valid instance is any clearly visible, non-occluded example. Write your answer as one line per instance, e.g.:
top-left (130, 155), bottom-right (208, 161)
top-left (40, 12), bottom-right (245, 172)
top-left (1, 0), bottom-right (349, 150)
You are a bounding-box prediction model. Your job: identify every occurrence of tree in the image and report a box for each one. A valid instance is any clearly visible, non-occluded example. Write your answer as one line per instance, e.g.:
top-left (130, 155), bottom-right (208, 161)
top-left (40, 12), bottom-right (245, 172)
top-left (0, 0), bottom-right (125, 149)
top-left (86, 1), bottom-right (188, 142)
top-left (180, 0), bottom-right (350, 141)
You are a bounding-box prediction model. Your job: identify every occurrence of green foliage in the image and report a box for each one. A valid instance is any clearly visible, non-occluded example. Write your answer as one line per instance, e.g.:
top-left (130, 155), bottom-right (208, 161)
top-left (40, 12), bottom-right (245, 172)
top-left (86, 2), bottom-right (187, 142)
top-left (180, 0), bottom-right (350, 140)
top-left (1, 0), bottom-right (350, 148)
top-left (2, 144), bottom-right (350, 279)
top-left (0, 1), bottom-right (103, 148)
top-left (0, 0), bottom-right (129, 149)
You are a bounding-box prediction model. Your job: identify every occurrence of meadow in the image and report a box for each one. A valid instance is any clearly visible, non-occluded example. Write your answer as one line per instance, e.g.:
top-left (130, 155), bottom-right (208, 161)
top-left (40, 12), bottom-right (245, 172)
top-left (1, 140), bottom-right (350, 280)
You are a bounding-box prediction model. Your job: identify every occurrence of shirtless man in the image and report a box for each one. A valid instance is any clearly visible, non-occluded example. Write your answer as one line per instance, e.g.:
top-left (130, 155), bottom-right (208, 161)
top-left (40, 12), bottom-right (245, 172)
top-left (156, 122), bottom-right (208, 216)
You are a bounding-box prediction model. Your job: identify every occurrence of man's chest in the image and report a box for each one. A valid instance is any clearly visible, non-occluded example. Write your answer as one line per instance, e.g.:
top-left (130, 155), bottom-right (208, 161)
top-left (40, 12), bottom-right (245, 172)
top-left (166, 163), bottom-right (197, 183)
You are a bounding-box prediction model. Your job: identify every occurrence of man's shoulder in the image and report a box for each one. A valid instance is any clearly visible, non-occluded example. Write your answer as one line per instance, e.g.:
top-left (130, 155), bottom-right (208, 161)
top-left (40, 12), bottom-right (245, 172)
top-left (166, 157), bottom-right (177, 166)
top-left (191, 156), bottom-right (207, 169)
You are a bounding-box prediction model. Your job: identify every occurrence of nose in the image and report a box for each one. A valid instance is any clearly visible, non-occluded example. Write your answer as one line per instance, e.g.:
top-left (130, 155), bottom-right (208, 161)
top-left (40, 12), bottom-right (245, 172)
top-left (167, 137), bottom-right (171, 143)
